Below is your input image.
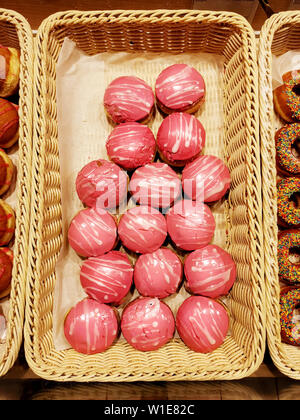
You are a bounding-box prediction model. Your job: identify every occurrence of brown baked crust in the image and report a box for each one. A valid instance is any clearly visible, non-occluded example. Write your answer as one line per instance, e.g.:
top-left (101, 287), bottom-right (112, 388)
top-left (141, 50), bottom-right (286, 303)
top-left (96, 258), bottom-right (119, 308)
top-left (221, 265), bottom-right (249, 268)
top-left (0, 46), bottom-right (20, 98)
top-left (0, 200), bottom-right (15, 245)
top-left (156, 94), bottom-right (205, 116)
top-left (273, 70), bottom-right (300, 123)
top-left (0, 98), bottom-right (19, 148)
top-left (0, 150), bottom-right (14, 195)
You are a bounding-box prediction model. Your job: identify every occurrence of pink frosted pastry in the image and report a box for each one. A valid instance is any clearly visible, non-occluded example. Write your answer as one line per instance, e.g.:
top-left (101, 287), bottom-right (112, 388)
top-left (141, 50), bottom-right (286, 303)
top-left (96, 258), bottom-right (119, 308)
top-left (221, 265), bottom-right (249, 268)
top-left (184, 245), bottom-right (236, 299)
top-left (118, 206), bottom-right (167, 254)
top-left (166, 199), bottom-right (215, 251)
top-left (80, 251), bottom-right (133, 305)
top-left (155, 64), bottom-right (205, 114)
top-left (76, 159), bottom-right (128, 209)
top-left (106, 122), bottom-right (156, 171)
top-left (103, 76), bottom-right (155, 124)
top-left (134, 248), bottom-right (183, 298)
top-left (121, 297), bottom-right (175, 351)
top-left (182, 155), bottom-right (231, 202)
top-left (176, 296), bottom-right (229, 353)
top-left (129, 162), bottom-right (182, 208)
top-left (156, 112), bottom-right (205, 167)
top-left (64, 298), bottom-right (119, 355)
top-left (68, 207), bottom-right (117, 257)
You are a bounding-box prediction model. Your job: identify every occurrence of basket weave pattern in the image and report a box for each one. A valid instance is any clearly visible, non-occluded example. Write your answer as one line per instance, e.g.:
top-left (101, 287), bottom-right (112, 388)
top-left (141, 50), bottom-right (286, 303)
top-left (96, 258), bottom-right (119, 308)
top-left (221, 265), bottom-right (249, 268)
top-left (259, 11), bottom-right (300, 380)
top-left (0, 8), bottom-right (33, 377)
top-left (25, 10), bottom-right (265, 381)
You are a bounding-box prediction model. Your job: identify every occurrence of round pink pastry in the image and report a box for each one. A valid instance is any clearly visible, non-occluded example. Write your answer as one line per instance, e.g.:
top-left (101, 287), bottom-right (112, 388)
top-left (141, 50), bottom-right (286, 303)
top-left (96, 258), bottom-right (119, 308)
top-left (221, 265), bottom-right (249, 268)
top-left (184, 245), bottom-right (236, 299)
top-left (80, 251), bottom-right (133, 305)
top-left (103, 76), bottom-right (155, 124)
top-left (68, 207), bottom-right (117, 257)
top-left (76, 159), bottom-right (128, 209)
top-left (134, 248), bottom-right (183, 298)
top-left (166, 199), bottom-right (215, 251)
top-left (106, 122), bottom-right (156, 171)
top-left (129, 162), bottom-right (182, 208)
top-left (155, 64), bottom-right (205, 114)
top-left (176, 296), bottom-right (229, 353)
top-left (182, 155), bottom-right (231, 202)
top-left (118, 206), bottom-right (167, 254)
top-left (121, 297), bottom-right (175, 351)
top-left (156, 112), bottom-right (205, 167)
top-left (64, 298), bottom-right (119, 354)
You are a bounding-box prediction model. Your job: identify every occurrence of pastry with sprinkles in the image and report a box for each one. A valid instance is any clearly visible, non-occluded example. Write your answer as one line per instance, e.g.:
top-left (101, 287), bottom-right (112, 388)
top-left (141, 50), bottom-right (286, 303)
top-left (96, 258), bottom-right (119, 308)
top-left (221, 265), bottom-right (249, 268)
top-left (277, 177), bottom-right (300, 228)
top-left (280, 286), bottom-right (300, 346)
top-left (104, 76), bottom-right (155, 124)
top-left (273, 70), bottom-right (300, 123)
top-left (278, 229), bottom-right (300, 285)
top-left (275, 123), bottom-right (300, 177)
top-left (155, 64), bottom-right (205, 115)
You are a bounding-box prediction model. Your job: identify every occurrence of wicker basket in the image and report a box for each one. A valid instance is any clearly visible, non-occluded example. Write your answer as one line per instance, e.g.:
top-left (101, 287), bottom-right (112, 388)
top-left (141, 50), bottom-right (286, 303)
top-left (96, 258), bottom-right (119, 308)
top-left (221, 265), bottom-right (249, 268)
top-left (0, 9), bottom-right (33, 377)
top-left (24, 9), bottom-right (265, 382)
top-left (259, 11), bottom-right (300, 380)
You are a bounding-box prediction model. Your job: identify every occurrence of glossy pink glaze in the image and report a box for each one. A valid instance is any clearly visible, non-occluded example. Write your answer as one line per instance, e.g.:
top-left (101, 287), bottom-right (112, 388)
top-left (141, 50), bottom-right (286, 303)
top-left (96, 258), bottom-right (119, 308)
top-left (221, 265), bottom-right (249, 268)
top-left (68, 207), bottom-right (117, 257)
top-left (118, 206), bottom-right (167, 254)
top-left (155, 64), bottom-right (205, 112)
top-left (129, 162), bottom-right (182, 208)
top-left (184, 245), bottom-right (236, 299)
top-left (103, 76), bottom-right (155, 124)
top-left (80, 251), bottom-right (133, 305)
top-left (76, 159), bottom-right (128, 209)
top-left (182, 155), bottom-right (231, 202)
top-left (134, 248), bottom-right (183, 298)
top-left (121, 297), bottom-right (175, 351)
top-left (106, 122), bottom-right (156, 170)
top-left (166, 199), bottom-right (215, 251)
top-left (64, 298), bottom-right (118, 354)
top-left (176, 296), bottom-right (229, 353)
top-left (156, 112), bottom-right (205, 166)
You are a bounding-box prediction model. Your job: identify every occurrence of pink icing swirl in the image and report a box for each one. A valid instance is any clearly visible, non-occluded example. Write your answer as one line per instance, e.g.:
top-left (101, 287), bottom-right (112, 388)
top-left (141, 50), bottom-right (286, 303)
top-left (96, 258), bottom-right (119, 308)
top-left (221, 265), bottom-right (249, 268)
top-left (155, 64), bottom-right (205, 112)
top-left (156, 112), bottom-right (205, 166)
top-left (121, 297), bottom-right (175, 351)
top-left (104, 76), bottom-right (154, 124)
top-left (134, 248), bottom-right (183, 298)
top-left (176, 296), bottom-right (229, 353)
top-left (182, 155), bottom-right (231, 202)
top-left (166, 199), bottom-right (215, 251)
top-left (118, 206), bottom-right (167, 254)
top-left (64, 298), bottom-right (119, 354)
top-left (80, 251), bottom-right (133, 305)
top-left (68, 207), bottom-right (117, 257)
top-left (184, 245), bottom-right (236, 299)
top-left (106, 122), bottom-right (156, 170)
top-left (76, 159), bottom-right (128, 209)
top-left (129, 162), bottom-right (182, 208)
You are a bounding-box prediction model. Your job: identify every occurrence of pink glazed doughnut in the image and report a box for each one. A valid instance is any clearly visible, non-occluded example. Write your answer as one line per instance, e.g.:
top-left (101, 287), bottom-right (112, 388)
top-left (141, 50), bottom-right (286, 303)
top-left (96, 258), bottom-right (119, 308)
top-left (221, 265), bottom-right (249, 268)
top-left (76, 159), bottom-right (128, 209)
top-left (156, 112), bottom-right (205, 167)
top-left (182, 155), bottom-right (231, 202)
top-left (80, 251), bottom-right (133, 305)
top-left (155, 64), bottom-right (205, 114)
top-left (166, 199), bottom-right (215, 251)
top-left (118, 206), bottom-right (167, 254)
top-left (134, 248), bottom-right (183, 298)
top-left (103, 76), bottom-right (155, 124)
top-left (106, 122), bottom-right (156, 171)
top-left (68, 207), bottom-right (117, 258)
top-left (129, 162), bottom-right (182, 208)
top-left (176, 296), bottom-right (229, 353)
top-left (64, 298), bottom-right (119, 354)
top-left (121, 297), bottom-right (175, 351)
top-left (184, 245), bottom-right (236, 299)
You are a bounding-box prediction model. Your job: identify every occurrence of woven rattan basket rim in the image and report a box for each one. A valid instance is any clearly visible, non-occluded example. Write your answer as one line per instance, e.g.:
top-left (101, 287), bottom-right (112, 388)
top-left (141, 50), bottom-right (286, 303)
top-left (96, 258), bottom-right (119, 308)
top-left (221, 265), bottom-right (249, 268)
top-left (25, 9), bottom-right (265, 382)
top-left (259, 10), bottom-right (300, 380)
top-left (0, 8), bottom-right (33, 377)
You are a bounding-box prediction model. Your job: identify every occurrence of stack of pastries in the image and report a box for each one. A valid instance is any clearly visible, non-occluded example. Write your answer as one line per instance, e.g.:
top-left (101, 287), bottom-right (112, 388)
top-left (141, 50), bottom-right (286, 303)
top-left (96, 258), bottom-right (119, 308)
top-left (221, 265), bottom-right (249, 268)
top-left (64, 64), bottom-right (236, 355)
top-left (273, 70), bottom-right (300, 347)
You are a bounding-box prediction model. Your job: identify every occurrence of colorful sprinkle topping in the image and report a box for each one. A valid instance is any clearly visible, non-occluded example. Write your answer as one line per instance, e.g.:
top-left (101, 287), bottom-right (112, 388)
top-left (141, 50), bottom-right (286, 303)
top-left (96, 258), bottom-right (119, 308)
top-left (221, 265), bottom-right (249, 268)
top-left (278, 231), bottom-right (300, 284)
top-left (276, 123), bottom-right (300, 175)
top-left (285, 71), bottom-right (300, 121)
top-left (277, 177), bottom-right (300, 226)
top-left (280, 287), bottom-right (300, 346)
